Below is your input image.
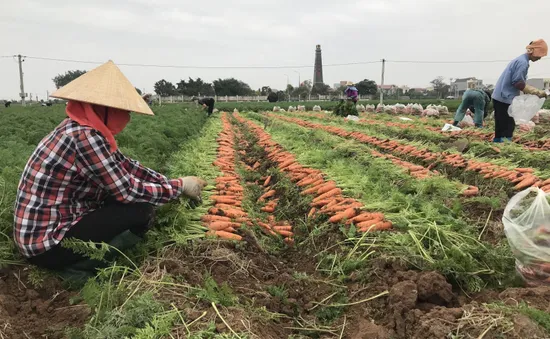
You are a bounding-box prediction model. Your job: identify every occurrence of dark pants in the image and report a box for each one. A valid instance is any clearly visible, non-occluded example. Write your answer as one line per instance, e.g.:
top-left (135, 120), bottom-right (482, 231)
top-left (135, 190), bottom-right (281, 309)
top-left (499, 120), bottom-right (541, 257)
top-left (493, 99), bottom-right (514, 140)
top-left (207, 102), bottom-right (214, 116)
top-left (28, 200), bottom-right (154, 270)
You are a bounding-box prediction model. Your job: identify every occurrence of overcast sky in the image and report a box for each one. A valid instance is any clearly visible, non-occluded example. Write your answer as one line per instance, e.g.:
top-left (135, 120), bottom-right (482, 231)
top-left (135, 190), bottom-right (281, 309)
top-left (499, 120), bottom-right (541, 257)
top-left (2, 0), bottom-right (550, 100)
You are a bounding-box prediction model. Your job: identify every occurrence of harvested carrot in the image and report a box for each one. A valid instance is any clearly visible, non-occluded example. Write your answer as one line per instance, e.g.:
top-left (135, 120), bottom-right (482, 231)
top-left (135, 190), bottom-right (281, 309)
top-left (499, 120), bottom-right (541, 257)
top-left (276, 230), bottom-right (294, 237)
top-left (273, 226), bottom-right (293, 232)
top-left (517, 168), bottom-right (534, 173)
top-left (206, 221), bottom-right (241, 231)
top-left (263, 176), bottom-right (272, 187)
top-left (361, 221), bottom-right (392, 232)
top-left (515, 176), bottom-right (538, 190)
top-left (328, 208), bottom-right (357, 223)
top-left (348, 212), bottom-right (385, 224)
top-left (259, 190), bottom-right (276, 202)
top-left (278, 159), bottom-right (296, 169)
top-left (201, 215), bottom-right (231, 223)
top-left (213, 230), bottom-right (243, 241)
top-left (284, 238), bottom-right (294, 246)
top-left (261, 206), bottom-right (275, 213)
top-left (307, 207), bottom-right (317, 218)
top-left (356, 219), bottom-right (384, 229)
top-left (317, 182), bottom-right (337, 194)
top-left (313, 188), bottom-right (342, 202)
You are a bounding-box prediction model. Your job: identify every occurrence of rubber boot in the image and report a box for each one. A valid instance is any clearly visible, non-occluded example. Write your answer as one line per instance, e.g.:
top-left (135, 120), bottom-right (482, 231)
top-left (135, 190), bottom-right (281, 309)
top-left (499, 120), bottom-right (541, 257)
top-left (58, 230), bottom-right (143, 285)
top-left (505, 137), bottom-right (513, 142)
top-left (453, 121), bottom-right (459, 127)
top-left (493, 137), bottom-right (503, 143)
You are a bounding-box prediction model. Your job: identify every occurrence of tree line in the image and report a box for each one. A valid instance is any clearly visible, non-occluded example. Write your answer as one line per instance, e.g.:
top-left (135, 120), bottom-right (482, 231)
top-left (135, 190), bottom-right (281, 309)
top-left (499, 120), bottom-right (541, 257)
top-left (52, 70), bottom-right (379, 99)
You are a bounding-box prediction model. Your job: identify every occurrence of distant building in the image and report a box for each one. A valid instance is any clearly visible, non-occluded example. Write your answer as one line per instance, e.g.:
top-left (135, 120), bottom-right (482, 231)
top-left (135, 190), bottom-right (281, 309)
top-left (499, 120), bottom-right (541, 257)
top-left (378, 84), bottom-right (398, 95)
top-left (451, 77), bottom-right (483, 96)
top-left (334, 81), bottom-right (348, 89)
top-left (313, 45), bottom-right (324, 85)
top-left (527, 78), bottom-right (550, 91)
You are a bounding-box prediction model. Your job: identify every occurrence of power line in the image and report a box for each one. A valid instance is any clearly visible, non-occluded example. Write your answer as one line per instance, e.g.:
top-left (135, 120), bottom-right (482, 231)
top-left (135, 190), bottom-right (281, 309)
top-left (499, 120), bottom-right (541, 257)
top-left (387, 58), bottom-right (549, 64)
top-left (0, 55), bottom-right (15, 58)
top-left (24, 56), bottom-right (381, 69)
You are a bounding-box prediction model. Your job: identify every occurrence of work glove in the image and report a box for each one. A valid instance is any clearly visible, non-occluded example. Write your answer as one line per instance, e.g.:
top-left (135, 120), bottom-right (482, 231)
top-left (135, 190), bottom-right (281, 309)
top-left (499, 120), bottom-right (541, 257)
top-left (523, 85), bottom-right (548, 98)
top-left (179, 176), bottom-right (207, 208)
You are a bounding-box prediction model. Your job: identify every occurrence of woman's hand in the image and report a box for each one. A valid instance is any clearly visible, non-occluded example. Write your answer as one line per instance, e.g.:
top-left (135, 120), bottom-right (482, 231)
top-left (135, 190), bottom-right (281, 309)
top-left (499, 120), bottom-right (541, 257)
top-left (179, 176), bottom-right (207, 206)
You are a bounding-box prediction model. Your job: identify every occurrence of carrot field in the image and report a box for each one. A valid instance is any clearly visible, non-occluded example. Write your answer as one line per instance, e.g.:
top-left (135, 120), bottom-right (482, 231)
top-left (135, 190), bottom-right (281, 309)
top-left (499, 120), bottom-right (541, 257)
top-left (2, 104), bottom-right (550, 338)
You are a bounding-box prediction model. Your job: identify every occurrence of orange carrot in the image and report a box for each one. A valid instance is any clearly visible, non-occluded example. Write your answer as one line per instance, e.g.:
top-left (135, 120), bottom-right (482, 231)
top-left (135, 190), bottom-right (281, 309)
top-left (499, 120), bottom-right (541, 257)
top-left (348, 212), bottom-right (385, 224)
top-left (517, 168), bottom-right (534, 173)
top-left (261, 206), bottom-right (275, 213)
top-left (201, 215), bottom-right (231, 223)
top-left (263, 176), bottom-right (272, 187)
top-left (273, 226), bottom-right (293, 232)
top-left (317, 182), bottom-right (337, 194)
top-left (311, 199), bottom-right (334, 207)
top-left (313, 188), bottom-right (342, 202)
top-left (212, 230), bottom-right (243, 241)
top-left (259, 190), bottom-right (276, 202)
top-left (515, 176), bottom-right (538, 190)
top-left (361, 221), bottom-right (392, 232)
top-left (328, 208), bottom-right (357, 223)
top-left (307, 207), bottom-right (317, 218)
top-left (275, 230), bottom-right (294, 237)
top-left (206, 221), bottom-right (240, 231)
top-left (356, 219), bottom-right (384, 229)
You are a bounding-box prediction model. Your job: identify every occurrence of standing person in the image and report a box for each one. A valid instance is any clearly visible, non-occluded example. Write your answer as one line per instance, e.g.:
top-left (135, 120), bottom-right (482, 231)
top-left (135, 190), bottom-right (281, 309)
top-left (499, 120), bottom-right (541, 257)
top-left (142, 93), bottom-right (153, 106)
top-left (492, 40), bottom-right (548, 142)
top-left (344, 81), bottom-right (359, 103)
top-left (452, 89), bottom-right (492, 128)
top-left (14, 60), bottom-right (207, 278)
top-left (194, 97), bottom-right (215, 117)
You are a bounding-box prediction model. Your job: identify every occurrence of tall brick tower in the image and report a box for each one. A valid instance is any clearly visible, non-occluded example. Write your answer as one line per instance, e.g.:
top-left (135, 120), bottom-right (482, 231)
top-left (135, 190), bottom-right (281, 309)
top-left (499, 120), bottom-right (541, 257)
top-left (313, 45), bottom-right (324, 85)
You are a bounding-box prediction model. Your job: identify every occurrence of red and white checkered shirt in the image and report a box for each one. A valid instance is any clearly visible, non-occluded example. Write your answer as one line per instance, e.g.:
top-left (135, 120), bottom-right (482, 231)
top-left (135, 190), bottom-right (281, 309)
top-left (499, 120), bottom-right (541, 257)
top-left (14, 118), bottom-right (183, 258)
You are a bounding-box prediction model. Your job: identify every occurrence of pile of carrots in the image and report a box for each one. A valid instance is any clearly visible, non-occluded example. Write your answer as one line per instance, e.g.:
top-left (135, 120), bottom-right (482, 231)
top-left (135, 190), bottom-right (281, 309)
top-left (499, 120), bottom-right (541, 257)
top-left (235, 113), bottom-right (393, 233)
top-left (272, 115), bottom-right (546, 193)
top-left (202, 114), bottom-right (248, 241)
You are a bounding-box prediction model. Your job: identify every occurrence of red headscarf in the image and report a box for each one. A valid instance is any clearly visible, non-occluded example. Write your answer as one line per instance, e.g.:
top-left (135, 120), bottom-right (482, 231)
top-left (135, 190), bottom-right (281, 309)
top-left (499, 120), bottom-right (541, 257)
top-left (66, 101), bottom-right (130, 152)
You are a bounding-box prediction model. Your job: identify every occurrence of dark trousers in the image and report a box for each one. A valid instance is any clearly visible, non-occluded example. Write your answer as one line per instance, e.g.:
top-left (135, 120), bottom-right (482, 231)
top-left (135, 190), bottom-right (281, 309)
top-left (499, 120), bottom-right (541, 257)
top-left (28, 200), bottom-right (154, 270)
top-left (207, 103), bottom-right (214, 116)
top-left (493, 99), bottom-right (514, 139)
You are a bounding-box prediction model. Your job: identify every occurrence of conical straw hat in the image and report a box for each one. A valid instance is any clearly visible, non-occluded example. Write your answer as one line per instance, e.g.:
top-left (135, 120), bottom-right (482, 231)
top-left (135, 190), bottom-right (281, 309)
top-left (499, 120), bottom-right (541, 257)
top-left (50, 60), bottom-right (154, 115)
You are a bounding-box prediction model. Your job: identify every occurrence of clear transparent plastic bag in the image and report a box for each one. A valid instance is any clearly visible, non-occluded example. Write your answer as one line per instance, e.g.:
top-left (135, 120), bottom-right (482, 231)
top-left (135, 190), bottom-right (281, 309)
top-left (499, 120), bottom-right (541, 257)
top-left (508, 94), bottom-right (545, 124)
top-left (503, 188), bottom-right (550, 286)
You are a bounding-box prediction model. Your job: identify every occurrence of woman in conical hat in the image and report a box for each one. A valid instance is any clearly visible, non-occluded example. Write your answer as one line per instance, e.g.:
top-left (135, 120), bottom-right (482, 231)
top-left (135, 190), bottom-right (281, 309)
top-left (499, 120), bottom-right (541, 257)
top-left (344, 81), bottom-right (359, 103)
top-left (14, 60), bottom-right (206, 274)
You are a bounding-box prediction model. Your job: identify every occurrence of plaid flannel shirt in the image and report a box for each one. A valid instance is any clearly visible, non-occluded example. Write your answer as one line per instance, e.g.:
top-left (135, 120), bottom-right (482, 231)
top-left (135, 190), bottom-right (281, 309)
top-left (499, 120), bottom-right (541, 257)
top-left (14, 118), bottom-right (183, 258)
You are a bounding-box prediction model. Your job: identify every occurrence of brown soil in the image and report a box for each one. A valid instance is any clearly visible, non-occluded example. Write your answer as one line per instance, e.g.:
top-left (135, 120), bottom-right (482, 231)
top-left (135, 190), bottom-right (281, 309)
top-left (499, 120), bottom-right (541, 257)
top-left (0, 266), bottom-right (90, 339)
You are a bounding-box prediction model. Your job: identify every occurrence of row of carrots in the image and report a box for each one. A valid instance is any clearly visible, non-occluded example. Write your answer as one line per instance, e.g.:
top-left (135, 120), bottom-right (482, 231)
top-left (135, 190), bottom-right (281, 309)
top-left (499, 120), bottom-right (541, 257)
top-left (283, 110), bottom-right (550, 152)
top-left (272, 115), bottom-right (545, 193)
top-left (234, 113), bottom-right (393, 233)
top-left (202, 113), bottom-right (247, 241)
top-left (271, 114), bottom-right (480, 196)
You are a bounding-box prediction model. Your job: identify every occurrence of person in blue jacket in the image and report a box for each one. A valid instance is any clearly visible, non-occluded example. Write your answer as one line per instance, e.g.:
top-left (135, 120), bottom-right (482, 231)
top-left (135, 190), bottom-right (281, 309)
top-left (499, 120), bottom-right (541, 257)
top-left (492, 40), bottom-right (548, 142)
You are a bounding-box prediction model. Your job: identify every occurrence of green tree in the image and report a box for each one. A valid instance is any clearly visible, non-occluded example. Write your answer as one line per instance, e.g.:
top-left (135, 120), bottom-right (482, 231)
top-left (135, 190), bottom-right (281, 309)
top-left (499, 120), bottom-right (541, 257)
top-left (311, 83), bottom-right (331, 96)
top-left (153, 79), bottom-right (177, 96)
top-left (355, 79), bottom-right (377, 96)
top-left (213, 78), bottom-right (253, 96)
top-left (430, 76), bottom-right (450, 99)
top-left (177, 77), bottom-right (215, 96)
top-left (260, 86), bottom-right (272, 95)
top-left (52, 70), bottom-right (86, 89)
top-left (276, 90), bottom-right (286, 102)
top-left (291, 80), bottom-right (312, 98)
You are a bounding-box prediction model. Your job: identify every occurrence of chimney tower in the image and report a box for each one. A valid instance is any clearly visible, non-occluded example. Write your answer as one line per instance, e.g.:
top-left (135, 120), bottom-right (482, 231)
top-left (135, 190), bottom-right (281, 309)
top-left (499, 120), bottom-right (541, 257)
top-left (313, 45), bottom-right (324, 85)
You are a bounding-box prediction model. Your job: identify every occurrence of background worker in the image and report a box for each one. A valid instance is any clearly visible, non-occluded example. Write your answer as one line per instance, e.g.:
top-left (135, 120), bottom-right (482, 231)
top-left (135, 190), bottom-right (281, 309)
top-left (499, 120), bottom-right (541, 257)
top-left (193, 97), bottom-right (215, 117)
top-left (492, 39), bottom-right (548, 142)
top-left (452, 89), bottom-right (492, 128)
top-left (344, 81), bottom-right (359, 104)
top-left (14, 61), bottom-right (207, 278)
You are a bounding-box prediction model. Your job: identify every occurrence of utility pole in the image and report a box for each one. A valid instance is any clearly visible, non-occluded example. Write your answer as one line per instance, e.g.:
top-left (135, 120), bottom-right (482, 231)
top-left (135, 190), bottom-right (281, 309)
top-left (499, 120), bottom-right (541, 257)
top-left (17, 54), bottom-right (26, 106)
top-left (379, 58), bottom-right (386, 105)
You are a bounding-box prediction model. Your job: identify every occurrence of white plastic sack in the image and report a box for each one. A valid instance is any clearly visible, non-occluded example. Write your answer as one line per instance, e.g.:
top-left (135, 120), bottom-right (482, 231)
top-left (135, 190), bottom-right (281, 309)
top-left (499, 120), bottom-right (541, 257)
top-left (356, 104), bottom-right (366, 112)
top-left (398, 117), bottom-right (413, 121)
top-left (538, 109), bottom-right (550, 122)
top-left (375, 104), bottom-right (384, 113)
top-left (288, 106), bottom-right (296, 112)
top-left (422, 108), bottom-right (439, 117)
top-left (458, 115), bottom-right (474, 128)
top-left (504, 188), bottom-right (550, 286)
top-left (441, 123), bottom-right (462, 132)
top-left (273, 106), bottom-right (280, 112)
top-left (297, 105), bottom-right (306, 112)
top-left (345, 115), bottom-right (360, 121)
top-left (508, 95), bottom-right (545, 124)
top-left (313, 105), bottom-right (322, 112)
top-left (365, 104), bottom-right (375, 113)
